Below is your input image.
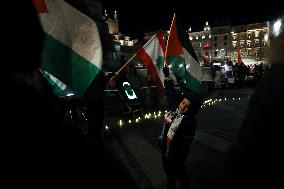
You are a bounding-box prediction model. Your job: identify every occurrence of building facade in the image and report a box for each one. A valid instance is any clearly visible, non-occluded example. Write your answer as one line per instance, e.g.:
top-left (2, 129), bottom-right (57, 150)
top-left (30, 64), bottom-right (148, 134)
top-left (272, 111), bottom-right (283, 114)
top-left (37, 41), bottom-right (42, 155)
top-left (188, 22), bottom-right (212, 65)
top-left (101, 9), bottom-right (138, 71)
top-left (187, 21), bottom-right (269, 65)
top-left (104, 10), bottom-right (137, 47)
top-left (143, 21), bottom-right (269, 66)
top-left (231, 22), bottom-right (268, 64)
top-left (211, 25), bottom-right (231, 62)
top-left (188, 21), bottom-right (268, 65)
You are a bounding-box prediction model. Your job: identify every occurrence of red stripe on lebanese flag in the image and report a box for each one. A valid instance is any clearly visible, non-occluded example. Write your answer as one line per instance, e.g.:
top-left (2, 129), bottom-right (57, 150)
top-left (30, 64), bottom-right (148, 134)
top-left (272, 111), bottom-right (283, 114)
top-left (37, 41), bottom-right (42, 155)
top-left (137, 31), bottom-right (167, 91)
top-left (137, 47), bottom-right (164, 91)
top-left (32, 0), bottom-right (48, 13)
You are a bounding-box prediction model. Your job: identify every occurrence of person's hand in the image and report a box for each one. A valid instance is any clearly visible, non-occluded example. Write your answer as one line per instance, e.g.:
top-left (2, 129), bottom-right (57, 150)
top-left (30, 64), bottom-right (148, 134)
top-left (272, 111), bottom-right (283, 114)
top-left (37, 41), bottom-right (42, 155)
top-left (162, 66), bottom-right (170, 78)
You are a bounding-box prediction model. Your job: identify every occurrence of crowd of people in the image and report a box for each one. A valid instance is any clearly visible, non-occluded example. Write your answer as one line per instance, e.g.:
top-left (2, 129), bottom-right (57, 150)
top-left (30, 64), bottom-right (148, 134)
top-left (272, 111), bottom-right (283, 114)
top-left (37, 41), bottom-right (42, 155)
top-left (210, 61), bottom-right (267, 88)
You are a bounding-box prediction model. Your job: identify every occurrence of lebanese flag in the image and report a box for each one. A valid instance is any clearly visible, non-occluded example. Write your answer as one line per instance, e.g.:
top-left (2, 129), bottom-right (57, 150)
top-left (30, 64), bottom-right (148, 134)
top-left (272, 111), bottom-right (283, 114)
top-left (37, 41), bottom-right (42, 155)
top-left (137, 30), bottom-right (167, 91)
top-left (33, 0), bottom-right (102, 96)
top-left (166, 14), bottom-right (203, 95)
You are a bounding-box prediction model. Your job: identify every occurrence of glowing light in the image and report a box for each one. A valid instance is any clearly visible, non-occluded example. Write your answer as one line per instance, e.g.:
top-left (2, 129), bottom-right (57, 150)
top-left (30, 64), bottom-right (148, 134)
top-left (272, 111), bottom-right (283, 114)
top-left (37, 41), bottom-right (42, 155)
top-left (129, 120), bottom-right (132, 123)
top-left (264, 34), bottom-right (268, 41)
top-left (179, 64), bottom-right (183, 68)
top-left (119, 120), bottom-right (122, 126)
top-left (135, 119), bottom-right (138, 123)
top-left (239, 98), bottom-right (241, 100)
top-left (105, 126), bottom-right (109, 130)
top-left (66, 93), bottom-right (74, 97)
top-left (273, 19), bottom-right (282, 37)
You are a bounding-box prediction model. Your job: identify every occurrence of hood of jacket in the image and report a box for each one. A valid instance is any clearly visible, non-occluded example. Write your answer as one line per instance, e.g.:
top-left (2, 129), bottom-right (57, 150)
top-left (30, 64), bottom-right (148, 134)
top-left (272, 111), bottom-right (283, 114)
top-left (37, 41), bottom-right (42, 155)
top-left (180, 89), bottom-right (203, 117)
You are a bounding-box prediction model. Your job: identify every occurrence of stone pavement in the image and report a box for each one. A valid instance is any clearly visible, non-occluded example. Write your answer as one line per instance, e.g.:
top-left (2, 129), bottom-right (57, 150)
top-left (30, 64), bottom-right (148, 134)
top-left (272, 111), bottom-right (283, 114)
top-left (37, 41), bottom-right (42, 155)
top-left (102, 88), bottom-right (253, 189)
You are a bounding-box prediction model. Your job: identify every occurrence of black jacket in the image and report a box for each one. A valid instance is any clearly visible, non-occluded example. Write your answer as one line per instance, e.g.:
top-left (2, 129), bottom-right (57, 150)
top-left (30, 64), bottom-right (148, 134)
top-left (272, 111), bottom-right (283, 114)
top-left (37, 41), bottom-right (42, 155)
top-left (160, 79), bottom-right (202, 161)
top-left (227, 62), bottom-right (284, 188)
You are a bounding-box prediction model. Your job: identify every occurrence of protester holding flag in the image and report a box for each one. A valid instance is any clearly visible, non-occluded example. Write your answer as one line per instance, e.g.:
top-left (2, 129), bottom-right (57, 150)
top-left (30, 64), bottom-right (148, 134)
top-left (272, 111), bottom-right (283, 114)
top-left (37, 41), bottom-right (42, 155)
top-left (157, 14), bottom-right (204, 189)
top-left (159, 66), bottom-right (202, 189)
top-left (2, 1), bottom-right (137, 188)
top-left (2, 0), bottom-right (87, 186)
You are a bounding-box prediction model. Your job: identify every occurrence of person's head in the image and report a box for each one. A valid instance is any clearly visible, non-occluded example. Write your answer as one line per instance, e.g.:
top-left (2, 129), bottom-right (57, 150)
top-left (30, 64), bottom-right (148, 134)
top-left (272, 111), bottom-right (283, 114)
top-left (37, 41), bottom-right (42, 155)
top-left (178, 97), bottom-right (191, 113)
top-left (178, 89), bottom-right (203, 115)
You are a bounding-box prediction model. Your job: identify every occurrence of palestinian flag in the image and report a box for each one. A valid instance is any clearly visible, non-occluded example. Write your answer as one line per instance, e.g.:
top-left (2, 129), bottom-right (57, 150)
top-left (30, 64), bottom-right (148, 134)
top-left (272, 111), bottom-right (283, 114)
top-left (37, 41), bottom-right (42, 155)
top-left (33, 0), bottom-right (102, 96)
top-left (166, 14), bottom-right (203, 95)
top-left (41, 70), bottom-right (69, 97)
top-left (137, 30), bottom-right (167, 90)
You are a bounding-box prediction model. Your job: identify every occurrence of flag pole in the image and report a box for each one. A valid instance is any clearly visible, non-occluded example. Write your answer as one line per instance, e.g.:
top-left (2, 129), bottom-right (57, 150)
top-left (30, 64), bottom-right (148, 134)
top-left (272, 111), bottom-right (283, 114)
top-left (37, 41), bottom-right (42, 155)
top-left (165, 13), bottom-right (176, 67)
top-left (109, 34), bottom-right (157, 81)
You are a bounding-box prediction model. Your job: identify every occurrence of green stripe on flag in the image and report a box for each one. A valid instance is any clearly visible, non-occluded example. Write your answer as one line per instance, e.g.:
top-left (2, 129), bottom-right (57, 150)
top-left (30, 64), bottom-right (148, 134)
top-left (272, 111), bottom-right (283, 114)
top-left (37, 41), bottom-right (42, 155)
top-left (42, 71), bottom-right (66, 96)
top-left (169, 56), bottom-right (201, 94)
top-left (41, 34), bottom-right (101, 96)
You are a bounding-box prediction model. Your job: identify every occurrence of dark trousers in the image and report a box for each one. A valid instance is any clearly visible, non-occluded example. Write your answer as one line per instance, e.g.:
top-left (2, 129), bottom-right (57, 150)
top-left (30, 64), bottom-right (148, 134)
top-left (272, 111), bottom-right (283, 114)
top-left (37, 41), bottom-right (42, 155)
top-left (162, 155), bottom-right (190, 189)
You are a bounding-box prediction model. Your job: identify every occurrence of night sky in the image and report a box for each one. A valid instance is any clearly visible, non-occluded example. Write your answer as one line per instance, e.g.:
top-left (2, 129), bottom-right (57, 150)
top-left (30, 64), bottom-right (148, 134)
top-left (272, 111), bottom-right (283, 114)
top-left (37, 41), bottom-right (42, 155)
top-left (102, 0), bottom-right (283, 39)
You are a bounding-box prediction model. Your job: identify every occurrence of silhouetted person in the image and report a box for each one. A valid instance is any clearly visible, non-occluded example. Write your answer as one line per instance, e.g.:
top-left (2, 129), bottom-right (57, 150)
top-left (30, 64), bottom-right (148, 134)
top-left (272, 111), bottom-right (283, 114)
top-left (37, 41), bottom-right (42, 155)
top-left (237, 61), bottom-right (247, 88)
top-left (2, 1), bottom-right (136, 188)
top-left (227, 16), bottom-right (284, 188)
top-left (159, 66), bottom-right (203, 189)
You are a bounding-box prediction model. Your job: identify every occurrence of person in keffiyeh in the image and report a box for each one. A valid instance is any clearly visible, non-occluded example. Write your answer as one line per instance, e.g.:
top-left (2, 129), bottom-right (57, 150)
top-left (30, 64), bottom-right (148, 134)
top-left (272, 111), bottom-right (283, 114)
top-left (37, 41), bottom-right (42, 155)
top-left (159, 66), bottom-right (203, 189)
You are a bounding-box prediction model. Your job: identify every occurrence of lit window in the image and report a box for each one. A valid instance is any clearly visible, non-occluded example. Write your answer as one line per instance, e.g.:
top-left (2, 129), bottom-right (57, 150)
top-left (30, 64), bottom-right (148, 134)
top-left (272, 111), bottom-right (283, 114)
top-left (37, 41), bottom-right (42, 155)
top-left (247, 32), bottom-right (251, 39)
top-left (264, 33), bottom-right (268, 41)
top-left (247, 40), bottom-right (251, 47)
top-left (249, 50), bottom-right (252, 56)
top-left (189, 37), bottom-right (193, 40)
top-left (232, 41), bottom-right (237, 48)
top-left (196, 36), bottom-right (199, 39)
top-left (255, 31), bottom-right (260, 38)
top-left (255, 39), bottom-right (260, 45)
top-left (202, 35), bottom-right (205, 39)
top-left (209, 35), bottom-right (211, 38)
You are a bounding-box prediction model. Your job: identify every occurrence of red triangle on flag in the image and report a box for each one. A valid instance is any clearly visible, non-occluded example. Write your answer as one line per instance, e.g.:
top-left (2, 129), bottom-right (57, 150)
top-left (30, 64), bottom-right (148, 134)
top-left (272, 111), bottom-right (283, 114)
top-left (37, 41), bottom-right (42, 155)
top-left (166, 14), bottom-right (184, 58)
top-left (32, 0), bottom-right (48, 13)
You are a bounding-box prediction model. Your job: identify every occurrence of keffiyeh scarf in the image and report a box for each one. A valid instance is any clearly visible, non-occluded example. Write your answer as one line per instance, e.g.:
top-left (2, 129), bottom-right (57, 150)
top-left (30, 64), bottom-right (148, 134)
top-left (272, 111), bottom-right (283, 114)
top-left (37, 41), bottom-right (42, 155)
top-left (162, 109), bottom-right (184, 144)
